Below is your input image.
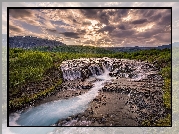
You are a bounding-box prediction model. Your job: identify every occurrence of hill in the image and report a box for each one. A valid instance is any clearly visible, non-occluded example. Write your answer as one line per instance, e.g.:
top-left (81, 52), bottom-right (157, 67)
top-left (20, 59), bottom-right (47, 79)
top-left (9, 36), bottom-right (66, 48)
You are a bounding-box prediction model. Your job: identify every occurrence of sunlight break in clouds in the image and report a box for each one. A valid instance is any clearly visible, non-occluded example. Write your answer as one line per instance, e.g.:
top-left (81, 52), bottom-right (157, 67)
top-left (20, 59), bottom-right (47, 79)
top-left (5, 4), bottom-right (172, 47)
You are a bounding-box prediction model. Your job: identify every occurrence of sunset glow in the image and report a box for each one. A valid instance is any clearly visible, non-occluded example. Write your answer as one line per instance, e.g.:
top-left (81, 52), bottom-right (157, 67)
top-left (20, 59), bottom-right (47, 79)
top-left (8, 8), bottom-right (171, 47)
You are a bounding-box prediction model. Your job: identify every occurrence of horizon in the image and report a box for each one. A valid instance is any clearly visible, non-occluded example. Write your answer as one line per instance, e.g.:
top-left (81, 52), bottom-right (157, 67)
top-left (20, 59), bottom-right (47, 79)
top-left (8, 8), bottom-right (171, 47)
top-left (5, 34), bottom-right (172, 48)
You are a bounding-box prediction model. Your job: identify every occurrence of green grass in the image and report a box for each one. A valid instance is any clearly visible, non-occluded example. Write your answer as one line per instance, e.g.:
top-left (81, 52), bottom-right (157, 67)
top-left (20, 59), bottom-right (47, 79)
top-left (9, 49), bottom-right (53, 89)
top-left (142, 114), bottom-right (171, 126)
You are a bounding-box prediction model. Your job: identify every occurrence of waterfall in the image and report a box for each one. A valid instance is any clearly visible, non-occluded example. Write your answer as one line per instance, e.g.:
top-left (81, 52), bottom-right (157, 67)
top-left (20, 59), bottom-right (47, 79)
top-left (88, 64), bottom-right (103, 76)
top-left (8, 57), bottom-right (158, 126)
top-left (63, 68), bottom-right (82, 81)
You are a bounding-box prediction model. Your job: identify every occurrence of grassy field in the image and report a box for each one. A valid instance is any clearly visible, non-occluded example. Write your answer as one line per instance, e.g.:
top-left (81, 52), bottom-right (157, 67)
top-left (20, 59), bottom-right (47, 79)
top-left (9, 45), bottom-right (171, 126)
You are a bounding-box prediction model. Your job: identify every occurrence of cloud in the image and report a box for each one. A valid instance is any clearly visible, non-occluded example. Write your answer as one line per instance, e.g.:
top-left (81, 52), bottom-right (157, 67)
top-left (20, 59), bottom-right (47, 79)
top-left (118, 9), bottom-right (130, 17)
top-left (118, 24), bottom-right (126, 30)
top-left (150, 12), bottom-right (162, 21)
top-left (82, 21), bottom-right (92, 25)
top-left (98, 25), bottom-right (115, 33)
top-left (43, 20), bottom-right (56, 30)
top-left (83, 39), bottom-right (95, 45)
top-left (131, 19), bottom-right (148, 24)
top-left (9, 9), bottom-right (40, 26)
top-left (158, 13), bottom-right (171, 25)
top-left (7, 7), bottom-right (172, 47)
top-left (76, 29), bottom-right (87, 35)
top-left (79, 9), bottom-right (99, 19)
top-left (143, 9), bottom-right (155, 17)
top-left (46, 29), bottom-right (58, 33)
top-left (9, 21), bottom-right (24, 33)
top-left (153, 33), bottom-right (171, 43)
top-left (111, 29), bottom-right (136, 38)
top-left (135, 26), bottom-right (163, 38)
top-left (98, 11), bottom-right (110, 25)
top-left (9, 24), bottom-right (23, 33)
top-left (9, 9), bottom-right (33, 19)
top-left (60, 32), bottom-right (80, 39)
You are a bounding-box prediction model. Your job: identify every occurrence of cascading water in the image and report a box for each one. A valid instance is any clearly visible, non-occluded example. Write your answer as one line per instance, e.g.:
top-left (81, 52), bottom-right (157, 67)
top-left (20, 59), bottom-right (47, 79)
top-left (9, 62), bottom-right (112, 126)
top-left (9, 57), bottom-right (157, 127)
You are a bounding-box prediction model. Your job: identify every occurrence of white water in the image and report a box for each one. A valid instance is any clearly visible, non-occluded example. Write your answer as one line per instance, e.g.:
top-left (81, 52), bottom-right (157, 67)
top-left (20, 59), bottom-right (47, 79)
top-left (9, 65), bottom-right (111, 126)
top-left (8, 58), bottom-right (155, 127)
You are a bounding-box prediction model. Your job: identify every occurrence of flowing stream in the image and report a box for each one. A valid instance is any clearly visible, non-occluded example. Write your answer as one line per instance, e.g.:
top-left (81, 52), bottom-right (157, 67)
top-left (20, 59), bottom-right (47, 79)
top-left (9, 66), bottom-right (112, 126)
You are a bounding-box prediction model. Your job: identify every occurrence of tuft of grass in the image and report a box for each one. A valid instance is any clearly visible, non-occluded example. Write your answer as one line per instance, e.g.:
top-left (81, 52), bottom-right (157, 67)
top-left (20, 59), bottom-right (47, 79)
top-left (9, 78), bottom-right (63, 110)
top-left (9, 49), bottom-right (53, 89)
top-left (142, 114), bottom-right (171, 126)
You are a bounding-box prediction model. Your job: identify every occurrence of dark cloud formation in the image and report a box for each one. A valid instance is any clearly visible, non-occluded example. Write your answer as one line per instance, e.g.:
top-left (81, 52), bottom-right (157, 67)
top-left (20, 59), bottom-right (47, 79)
top-left (98, 11), bottom-right (110, 25)
top-left (117, 9), bottom-right (130, 18)
top-left (118, 24), bottom-right (126, 30)
top-left (98, 25), bottom-right (115, 33)
top-left (46, 29), bottom-right (58, 33)
top-left (112, 29), bottom-right (136, 38)
top-left (9, 9), bottom-right (33, 19)
top-left (159, 13), bottom-right (171, 25)
top-left (150, 13), bottom-right (162, 21)
top-left (136, 26), bottom-right (163, 38)
top-left (9, 24), bottom-right (23, 33)
top-left (79, 9), bottom-right (99, 19)
top-left (82, 21), bottom-right (92, 25)
top-left (154, 33), bottom-right (171, 42)
top-left (60, 32), bottom-right (80, 39)
top-left (131, 19), bottom-right (148, 24)
top-left (9, 8), bottom-right (171, 47)
top-left (77, 29), bottom-right (87, 35)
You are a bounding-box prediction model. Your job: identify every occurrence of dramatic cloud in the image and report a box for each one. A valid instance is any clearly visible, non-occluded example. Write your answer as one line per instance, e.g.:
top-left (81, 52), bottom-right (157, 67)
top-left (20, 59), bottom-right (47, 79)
top-left (118, 24), bottom-right (126, 30)
top-left (46, 29), bottom-right (58, 33)
top-left (9, 21), bottom-right (24, 34)
top-left (9, 9), bottom-right (40, 26)
top-left (131, 19), bottom-right (148, 24)
top-left (9, 9), bottom-right (33, 19)
top-left (60, 32), bottom-right (80, 39)
top-left (8, 8), bottom-right (171, 47)
top-left (98, 25), bottom-right (115, 33)
top-left (9, 24), bottom-right (23, 33)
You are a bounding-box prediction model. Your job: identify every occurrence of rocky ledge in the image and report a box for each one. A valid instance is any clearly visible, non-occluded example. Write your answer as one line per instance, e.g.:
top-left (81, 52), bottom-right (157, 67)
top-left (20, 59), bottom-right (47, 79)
top-left (60, 57), bottom-right (158, 82)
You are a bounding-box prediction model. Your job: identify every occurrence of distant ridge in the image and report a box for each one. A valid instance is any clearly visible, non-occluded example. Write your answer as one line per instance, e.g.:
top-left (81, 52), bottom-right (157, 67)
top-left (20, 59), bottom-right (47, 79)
top-left (103, 44), bottom-right (171, 52)
top-left (9, 36), bottom-right (66, 49)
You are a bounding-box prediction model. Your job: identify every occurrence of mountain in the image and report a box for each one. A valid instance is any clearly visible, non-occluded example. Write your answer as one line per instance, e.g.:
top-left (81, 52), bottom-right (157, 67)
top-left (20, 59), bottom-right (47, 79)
top-left (9, 36), bottom-right (66, 49)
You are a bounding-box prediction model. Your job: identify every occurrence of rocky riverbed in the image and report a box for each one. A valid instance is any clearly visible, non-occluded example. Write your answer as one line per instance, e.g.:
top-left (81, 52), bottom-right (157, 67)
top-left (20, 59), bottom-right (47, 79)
top-left (51, 57), bottom-right (168, 126)
top-left (54, 76), bottom-right (167, 126)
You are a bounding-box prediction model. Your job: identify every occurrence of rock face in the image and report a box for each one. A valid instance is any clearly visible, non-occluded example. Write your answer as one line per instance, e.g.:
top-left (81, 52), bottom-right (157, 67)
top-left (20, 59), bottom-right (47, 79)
top-left (60, 57), bottom-right (158, 82)
top-left (60, 58), bottom-right (104, 81)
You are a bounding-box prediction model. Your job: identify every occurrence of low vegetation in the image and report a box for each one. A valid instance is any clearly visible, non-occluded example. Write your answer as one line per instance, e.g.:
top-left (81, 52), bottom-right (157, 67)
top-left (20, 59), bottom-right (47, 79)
top-left (9, 46), bottom-right (171, 126)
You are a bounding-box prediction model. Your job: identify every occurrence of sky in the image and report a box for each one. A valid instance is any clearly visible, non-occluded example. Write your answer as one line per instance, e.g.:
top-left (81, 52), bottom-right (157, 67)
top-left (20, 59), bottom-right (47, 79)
top-left (2, 2), bottom-right (178, 47)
